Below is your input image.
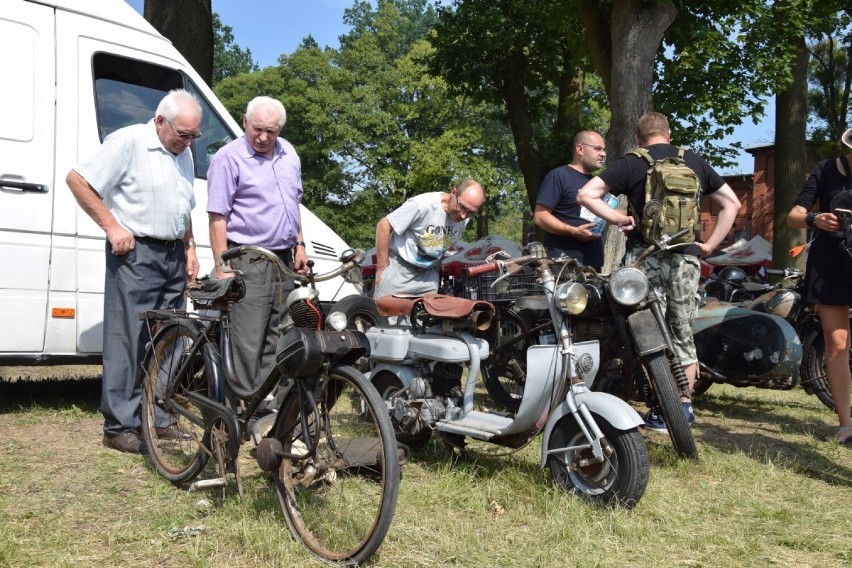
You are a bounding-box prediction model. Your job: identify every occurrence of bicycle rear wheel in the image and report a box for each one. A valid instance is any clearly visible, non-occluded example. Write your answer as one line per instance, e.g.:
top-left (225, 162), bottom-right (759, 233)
top-left (273, 365), bottom-right (400, 565)
top-left (141, 320), bottom-right (213, 484)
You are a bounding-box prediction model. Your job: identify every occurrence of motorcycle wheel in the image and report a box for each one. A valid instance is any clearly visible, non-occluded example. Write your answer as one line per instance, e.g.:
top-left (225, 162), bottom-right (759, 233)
top-left (329, 295), bottom-right (387, 332)
top-left (644, 351), bottom-right (698, 459)
top-left (801, 329), bottom-right (852, 413)
top-left (482, 306), bottom-right (531, 412)
top-left (372, 373), bottom-right (432, 449)
top-left (547, 414), bottom-right (649, 509)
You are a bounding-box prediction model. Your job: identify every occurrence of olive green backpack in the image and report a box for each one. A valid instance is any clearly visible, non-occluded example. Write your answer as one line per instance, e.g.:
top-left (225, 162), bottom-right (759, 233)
top-left (630, 147), bottom-right (700, 245)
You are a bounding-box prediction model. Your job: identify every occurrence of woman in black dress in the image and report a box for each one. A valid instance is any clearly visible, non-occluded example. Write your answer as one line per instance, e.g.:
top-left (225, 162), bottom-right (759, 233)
top-left (787, 129), bottom-right (852, 445)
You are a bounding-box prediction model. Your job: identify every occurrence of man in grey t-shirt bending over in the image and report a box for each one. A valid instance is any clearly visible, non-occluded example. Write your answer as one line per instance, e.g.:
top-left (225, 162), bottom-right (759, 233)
top-left (374, 179), bottom-right (485, 298)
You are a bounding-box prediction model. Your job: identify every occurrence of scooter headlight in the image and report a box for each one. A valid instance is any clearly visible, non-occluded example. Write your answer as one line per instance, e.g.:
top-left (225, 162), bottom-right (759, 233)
top-left (325, 311), bottom-right (349, 331)
top-left (555, 282), bottom-right (588, 315)
top-left (609, 267), bottom-right (649, 306)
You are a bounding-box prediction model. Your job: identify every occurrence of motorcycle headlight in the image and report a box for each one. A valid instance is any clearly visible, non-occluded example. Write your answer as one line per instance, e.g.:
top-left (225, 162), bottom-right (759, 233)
top-left (555, 282), bottom-right (588, 315)
top-left (609, 267), bottom-right (649, 306)
top-left (325, 311), bottom-right (349, 331)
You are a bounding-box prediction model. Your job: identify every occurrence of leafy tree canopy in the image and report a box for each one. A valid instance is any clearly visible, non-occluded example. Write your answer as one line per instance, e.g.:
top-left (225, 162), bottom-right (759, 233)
top-left (212, 12), bottom-right (259, 85)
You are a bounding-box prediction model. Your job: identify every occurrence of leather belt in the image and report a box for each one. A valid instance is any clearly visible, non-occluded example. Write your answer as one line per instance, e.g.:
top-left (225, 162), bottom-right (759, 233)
top-left (136, 235), bottom-right (181, 249)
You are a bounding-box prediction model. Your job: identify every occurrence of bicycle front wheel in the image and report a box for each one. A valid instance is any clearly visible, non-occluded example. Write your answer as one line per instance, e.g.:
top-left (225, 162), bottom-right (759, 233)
top-left (273, 365), bottom-right (400, 565)
top-left (141, 320), bottom-right (213, 484)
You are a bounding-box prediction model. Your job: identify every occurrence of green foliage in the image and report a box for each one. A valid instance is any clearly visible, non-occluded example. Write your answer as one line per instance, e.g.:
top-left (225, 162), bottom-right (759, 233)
top-left (212, 12), bottom-right (259, 85)
top-left (806, 7), bottom-right (852, 148)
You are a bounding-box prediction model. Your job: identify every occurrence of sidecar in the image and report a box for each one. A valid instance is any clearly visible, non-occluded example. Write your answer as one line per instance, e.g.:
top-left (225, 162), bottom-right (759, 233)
top-left (692, 301), bottom-right (803, 385)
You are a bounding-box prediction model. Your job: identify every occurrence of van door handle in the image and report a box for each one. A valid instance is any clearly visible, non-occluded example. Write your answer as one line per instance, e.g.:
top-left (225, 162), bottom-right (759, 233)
top-left (1, 181), bottom-right (48, 193)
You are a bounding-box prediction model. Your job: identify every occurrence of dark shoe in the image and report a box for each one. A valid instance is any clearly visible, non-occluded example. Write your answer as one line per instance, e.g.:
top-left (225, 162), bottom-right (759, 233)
top-left (156, 423), bottom-right (193, 441)
top-left (642, 409), bottom-right (668, 433)
top-left (103, 431), bottom-right (148, 454)
top-left (683, 401), bottom-right (696, 426)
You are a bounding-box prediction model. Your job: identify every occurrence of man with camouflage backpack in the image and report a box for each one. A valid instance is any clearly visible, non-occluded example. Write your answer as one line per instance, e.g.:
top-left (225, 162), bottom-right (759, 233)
top-left (578, 112), bottom-right (740, 432)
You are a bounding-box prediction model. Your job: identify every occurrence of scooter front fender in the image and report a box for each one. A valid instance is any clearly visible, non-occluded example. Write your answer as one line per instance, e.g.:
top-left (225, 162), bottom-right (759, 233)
top-left (539, 389), bottom-right (644, 468)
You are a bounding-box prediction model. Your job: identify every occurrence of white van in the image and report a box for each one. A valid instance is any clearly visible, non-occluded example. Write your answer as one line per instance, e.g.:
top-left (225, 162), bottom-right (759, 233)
top-left (0, 0), bottom-right (359, 364)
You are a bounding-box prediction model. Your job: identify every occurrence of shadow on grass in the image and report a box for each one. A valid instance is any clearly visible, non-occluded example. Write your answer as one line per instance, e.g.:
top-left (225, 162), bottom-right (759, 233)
top-left (0, 376), bottom-right (101, 414)
top-left (693, 389), bottom-right (852, 486)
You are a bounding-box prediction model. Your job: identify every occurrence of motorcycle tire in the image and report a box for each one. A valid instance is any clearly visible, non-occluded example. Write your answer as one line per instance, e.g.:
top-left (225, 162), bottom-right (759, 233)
top-left (801, 329), bottom-right (852, 413)
top-left (547, 414), bottom-right (650, 509)
top-left (329, 295), bottom-right (387, 333)
top-left (644, 351), bottom-right (698, 459)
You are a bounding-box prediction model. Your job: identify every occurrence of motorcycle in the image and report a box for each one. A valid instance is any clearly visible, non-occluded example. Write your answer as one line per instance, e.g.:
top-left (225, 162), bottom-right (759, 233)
top-left (366, 243), bottom-right (651, 508)
top-left (481, 229), bottom-right (701, 459)
top-left (695, 268), bottom-right (842, 413)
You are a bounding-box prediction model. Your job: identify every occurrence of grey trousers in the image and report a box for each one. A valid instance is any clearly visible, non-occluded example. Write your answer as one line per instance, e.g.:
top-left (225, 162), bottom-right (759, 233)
top-left (102, 240), bottom-right (186, 436)
top-left (373, 253), bottom-right (439, 299)
top-left (227, 248), bottom-right (294, 394)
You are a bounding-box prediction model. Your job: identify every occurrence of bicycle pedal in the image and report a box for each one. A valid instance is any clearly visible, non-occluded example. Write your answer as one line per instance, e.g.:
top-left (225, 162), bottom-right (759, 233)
top-left (188, 478), bottom-right (227, 492)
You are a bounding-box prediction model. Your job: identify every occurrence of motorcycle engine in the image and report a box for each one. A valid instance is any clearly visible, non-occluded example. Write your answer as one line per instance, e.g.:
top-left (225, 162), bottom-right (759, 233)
top-left (286, 286), bottom-right (324, 330)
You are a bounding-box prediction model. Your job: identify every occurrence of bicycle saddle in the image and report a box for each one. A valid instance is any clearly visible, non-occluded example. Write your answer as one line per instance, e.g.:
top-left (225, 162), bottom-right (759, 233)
top-left (376, 293), bottom-right (495, 330)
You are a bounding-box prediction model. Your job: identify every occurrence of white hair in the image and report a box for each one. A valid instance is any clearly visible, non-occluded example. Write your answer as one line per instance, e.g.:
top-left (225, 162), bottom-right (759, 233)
top-left (245, 96), bottom-right (287, 129)
top-left (155, 89), bottom-right (202, 122)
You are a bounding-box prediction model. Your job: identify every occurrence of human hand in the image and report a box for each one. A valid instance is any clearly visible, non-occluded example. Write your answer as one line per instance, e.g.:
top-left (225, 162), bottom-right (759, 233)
top-left (815, 212), bottom-right (841, 233)
top-left (574, 222), bottom-right (602, 242)
top-left (293, 247), bottom-right (309, 274)
top-left (107, 226), bottom-right (135, 255)
top-left (185, 247), bottom-right (199, 282)
top-left (615, 212), bottom-right (636, 233)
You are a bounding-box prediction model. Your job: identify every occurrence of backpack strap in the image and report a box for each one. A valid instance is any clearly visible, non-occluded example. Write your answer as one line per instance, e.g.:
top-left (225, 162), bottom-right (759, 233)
top-left (677, 146), bottom-right (686, 159)
top-left (629, 147), bottom-right (655, 167)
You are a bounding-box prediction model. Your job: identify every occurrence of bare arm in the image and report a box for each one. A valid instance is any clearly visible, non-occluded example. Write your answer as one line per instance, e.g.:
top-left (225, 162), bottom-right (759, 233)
top-left (787, 203), bottom-right (840, 233)
top-left (181, 221), bottom-right (199, 282)
top-left (533, 204), bottom-right (598, 242)
top-left (65, 170), bottom-right (134, 255)
top-left (292, 208), bottom-right (309, 274)
top-left (697, 184), bottom-right (741, 256)
top-left (375, 216), bottom-right (392, 284)
top-left (208, 212), bottom-right (231, 279)
top-left (578, 177), bottom-right (635, 231)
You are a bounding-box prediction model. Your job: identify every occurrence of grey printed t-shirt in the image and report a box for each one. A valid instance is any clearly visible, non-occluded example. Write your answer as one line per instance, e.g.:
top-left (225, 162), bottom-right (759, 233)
top-left (387, 192), bottom-right (468, 269)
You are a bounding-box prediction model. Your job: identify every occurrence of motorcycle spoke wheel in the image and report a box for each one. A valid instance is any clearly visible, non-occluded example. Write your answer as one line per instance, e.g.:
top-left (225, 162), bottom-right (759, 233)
top-left (645, 352), bottom-right (698, 459)
top-left (547, 415), bottom-right (649, 509)
top-left (802, 331), bottom-right (851, 413)
top-left (482, 306), bottom-right (532, 412)
top-left (140, 323), bottom-right (210, 484)
top-left (274, 365), bottom-right (400, 565)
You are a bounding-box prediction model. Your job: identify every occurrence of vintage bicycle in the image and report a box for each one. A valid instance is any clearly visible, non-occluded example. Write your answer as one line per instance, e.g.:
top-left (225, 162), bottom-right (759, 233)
top-left (138, 246), bottom-right (399, 566)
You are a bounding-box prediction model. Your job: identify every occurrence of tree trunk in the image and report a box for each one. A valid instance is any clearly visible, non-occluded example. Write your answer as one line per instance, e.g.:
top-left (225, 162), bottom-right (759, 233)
top-left (774, 37), bottom-right (810, 271)
top-left (599, 0), bottom-right (678, 274)
top-left (144, 0), bottom-right (214, 87)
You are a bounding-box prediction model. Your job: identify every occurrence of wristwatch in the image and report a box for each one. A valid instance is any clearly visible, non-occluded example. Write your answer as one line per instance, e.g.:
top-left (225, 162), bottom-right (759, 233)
top-left (295, 241), bottom-right (306, 248)
top-left (184, 239), bottom-right (196, 248)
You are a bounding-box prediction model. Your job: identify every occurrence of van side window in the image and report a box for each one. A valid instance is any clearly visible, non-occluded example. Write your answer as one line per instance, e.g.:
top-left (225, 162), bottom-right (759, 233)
top-left (92, 53), bottom-right (236, 178)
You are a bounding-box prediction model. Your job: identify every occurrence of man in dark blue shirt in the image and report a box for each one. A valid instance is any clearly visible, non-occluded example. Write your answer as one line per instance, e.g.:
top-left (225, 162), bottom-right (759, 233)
top-left (533, 130), bottom-right (608, 270)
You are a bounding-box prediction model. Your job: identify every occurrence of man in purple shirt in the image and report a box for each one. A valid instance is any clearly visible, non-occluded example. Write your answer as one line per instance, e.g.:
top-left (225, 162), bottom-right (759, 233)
top-left (207, 96), bottom-right (308, 397)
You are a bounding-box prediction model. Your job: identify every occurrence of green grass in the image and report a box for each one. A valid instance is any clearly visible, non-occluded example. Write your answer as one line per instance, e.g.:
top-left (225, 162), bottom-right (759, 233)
top-left (1, 372), bottom-right (851, 567)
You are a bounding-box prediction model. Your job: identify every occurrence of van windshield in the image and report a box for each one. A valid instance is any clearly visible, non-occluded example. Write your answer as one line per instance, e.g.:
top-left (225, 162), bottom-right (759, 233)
top-left (92, 52), bottom-right (236, 179)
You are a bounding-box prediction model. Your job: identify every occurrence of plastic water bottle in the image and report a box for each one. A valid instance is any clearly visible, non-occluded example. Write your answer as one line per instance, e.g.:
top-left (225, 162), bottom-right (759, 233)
top-left (579, 193), bottom-right (618, 236)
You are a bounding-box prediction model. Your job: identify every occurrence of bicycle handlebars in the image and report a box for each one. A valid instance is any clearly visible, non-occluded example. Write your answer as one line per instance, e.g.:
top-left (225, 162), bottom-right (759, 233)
top-left (220, 245), bottom-right (363, 285)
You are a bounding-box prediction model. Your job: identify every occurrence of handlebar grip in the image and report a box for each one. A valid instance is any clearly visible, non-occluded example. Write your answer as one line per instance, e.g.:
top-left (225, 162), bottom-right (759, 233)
top-left (221, 248), bottom-right (242, 262)
top-left (467, 262), bottom-right (499, 276)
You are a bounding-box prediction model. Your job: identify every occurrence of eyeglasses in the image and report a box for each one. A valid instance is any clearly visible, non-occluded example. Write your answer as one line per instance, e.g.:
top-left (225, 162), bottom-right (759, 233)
top-left (166, 119), bottom-right (202, 141)
top-left (580, 143), bottom-right (606, 153)
top-left (455, 194), bottom-right (477, 217)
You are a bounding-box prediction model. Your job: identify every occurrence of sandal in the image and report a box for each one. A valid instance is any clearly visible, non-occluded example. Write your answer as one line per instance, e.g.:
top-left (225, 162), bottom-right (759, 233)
top-left (834, 425), bottom-right (852, 445)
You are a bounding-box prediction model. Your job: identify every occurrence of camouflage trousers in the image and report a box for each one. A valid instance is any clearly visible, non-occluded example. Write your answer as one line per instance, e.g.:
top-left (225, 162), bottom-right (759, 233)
top-left (624, 247), bottom-right (700, 366)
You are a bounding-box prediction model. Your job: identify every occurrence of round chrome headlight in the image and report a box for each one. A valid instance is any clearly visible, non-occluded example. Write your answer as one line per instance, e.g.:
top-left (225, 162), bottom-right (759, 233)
top-left (325, 311), bottom-right (349, 331)
top-left (609, 267), bottom-right (649, 306)
top-left (554, 282), bottom-right (588, 315)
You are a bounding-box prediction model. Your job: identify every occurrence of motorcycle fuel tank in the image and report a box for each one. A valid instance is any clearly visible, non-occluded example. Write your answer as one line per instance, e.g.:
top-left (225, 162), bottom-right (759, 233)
top-left (692, 302), bottom-right (802, 380)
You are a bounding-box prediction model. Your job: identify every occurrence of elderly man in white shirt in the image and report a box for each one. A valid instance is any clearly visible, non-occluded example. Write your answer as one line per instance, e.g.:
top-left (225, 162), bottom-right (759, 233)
top-left (66, 89), bottom-right (201, 454)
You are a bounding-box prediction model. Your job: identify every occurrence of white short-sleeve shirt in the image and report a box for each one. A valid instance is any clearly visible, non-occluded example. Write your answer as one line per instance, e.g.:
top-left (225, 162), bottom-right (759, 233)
top-left (74, 120), bottom-right (195, 240)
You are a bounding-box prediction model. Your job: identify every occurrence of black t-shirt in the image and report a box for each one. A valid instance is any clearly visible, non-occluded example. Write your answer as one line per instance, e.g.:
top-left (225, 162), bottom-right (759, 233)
top-left (599, 143), bottom-right (726, 249)
top-left (535, 165), bottom-right (603, 269)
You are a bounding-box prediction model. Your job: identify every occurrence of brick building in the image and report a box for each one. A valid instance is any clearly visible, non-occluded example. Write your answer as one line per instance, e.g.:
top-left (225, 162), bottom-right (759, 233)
top-left (699, 144), bottom-right (775, 252)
